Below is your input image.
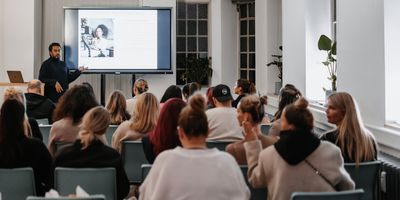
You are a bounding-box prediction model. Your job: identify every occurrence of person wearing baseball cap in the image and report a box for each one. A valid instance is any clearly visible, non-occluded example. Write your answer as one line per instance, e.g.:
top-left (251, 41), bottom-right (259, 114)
top-left (205, 84), bottom-right (244, 141)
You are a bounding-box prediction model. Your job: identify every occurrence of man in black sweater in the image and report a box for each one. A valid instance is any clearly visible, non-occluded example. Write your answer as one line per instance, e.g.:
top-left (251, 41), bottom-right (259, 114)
top-left (39, 43), bottom-right (86, 102)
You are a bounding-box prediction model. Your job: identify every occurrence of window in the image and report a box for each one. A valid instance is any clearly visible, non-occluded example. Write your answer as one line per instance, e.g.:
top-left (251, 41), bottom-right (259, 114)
top-left (176, 1), bottom-right (209, 85)
top-left (238, 3), bottom-right (255, 83)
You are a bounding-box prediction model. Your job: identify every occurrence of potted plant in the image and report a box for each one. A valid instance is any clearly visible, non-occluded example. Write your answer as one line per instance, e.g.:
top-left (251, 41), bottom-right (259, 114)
top-left (318, 35), bottom-right (337, 95)
top-left (267, 46), bottom-right (283, 94)
top-left (180, 56), bottom-right (212, 86)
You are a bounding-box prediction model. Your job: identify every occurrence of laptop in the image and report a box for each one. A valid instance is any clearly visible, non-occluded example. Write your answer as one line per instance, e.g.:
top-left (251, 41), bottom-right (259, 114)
top-left (7, 71), bottom-right (25, 83)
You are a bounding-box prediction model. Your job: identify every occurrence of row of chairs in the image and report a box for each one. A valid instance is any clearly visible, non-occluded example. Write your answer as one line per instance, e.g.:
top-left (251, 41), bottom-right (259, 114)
top-left (0, 167), bottom-right (115, 200)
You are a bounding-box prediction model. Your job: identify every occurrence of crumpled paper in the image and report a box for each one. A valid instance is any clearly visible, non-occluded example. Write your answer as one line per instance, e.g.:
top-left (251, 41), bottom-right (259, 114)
top-left (45, 185), bottom-right (90, 197)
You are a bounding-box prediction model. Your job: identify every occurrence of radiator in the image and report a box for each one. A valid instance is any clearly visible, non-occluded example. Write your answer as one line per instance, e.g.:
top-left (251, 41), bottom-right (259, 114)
top-left (380, 158), bottom-right (400, 200)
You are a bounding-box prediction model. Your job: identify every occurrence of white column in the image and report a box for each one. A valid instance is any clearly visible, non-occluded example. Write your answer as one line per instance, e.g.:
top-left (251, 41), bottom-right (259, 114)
top-left (336, 0), bottom-right (385, 126)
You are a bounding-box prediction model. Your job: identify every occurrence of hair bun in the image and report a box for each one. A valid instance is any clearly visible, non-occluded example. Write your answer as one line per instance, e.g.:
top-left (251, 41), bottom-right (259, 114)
top-left (259, 95), bottom-right (268, 105)
top-left (294, 97), bottom-right (308, 109)
top-left (188, 93), bottom-right (206, 112)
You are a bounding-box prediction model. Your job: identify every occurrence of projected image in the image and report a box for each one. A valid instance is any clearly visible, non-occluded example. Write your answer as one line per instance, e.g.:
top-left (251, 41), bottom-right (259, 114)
top-left (80, 18), bottom-right (114, 58)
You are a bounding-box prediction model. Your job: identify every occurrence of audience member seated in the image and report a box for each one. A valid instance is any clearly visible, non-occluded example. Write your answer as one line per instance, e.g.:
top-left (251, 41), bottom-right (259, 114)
top-left (112, 93), bottom-right (159, 152)
top-left (4, 87), bottom-right (43, 141)
top-left (48, 84), bottom-right (99, 156)
top-left (143, 98), bottom-right (186, 163)
top-left (106, 90), bottom-right (130, 125)
top-left (0, 99), bottom-right (52, 196)
top-left (321, 92), bottom-right (377, 164)
top-left (182, 82), bottom-right (200, 102)
top-left (232, 78), bottom-right (256, 108)
top-left (54, 106), bottom-right (130, 200)
top-left (206, 84), bottom-right (243, 141)
top-left (269, 84), bottom-right (302, 137)
top-left (226, 95), bottom-right (277, 165)
top-left (206, 86), bottom-right (215, 109)
top-left (244, 98), bottom-right (355, 200)
top-left (25, 79), bottom-right (55, 124)
top-left (126, 79), bottom-right (149, 115)
top-left (159, 85), bottom-right (182, 109)
top-left (139, 94), bottom-right (250, 200)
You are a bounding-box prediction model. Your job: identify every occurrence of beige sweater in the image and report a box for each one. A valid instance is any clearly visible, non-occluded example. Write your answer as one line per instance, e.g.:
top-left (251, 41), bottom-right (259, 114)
top-left (111, 120), bottom-right (146, 152)
top-left (244, 140), bottom-right (355, 200)
top-left (48, 118), bottom-right (80, 156)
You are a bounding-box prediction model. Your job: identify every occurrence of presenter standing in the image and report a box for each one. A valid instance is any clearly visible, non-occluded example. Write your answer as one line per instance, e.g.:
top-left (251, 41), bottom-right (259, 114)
top-left (39, 43), bottom-right (87, 103)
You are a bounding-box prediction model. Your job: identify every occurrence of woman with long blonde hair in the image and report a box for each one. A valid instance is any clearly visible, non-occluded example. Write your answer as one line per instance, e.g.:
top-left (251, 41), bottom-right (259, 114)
top-left (112, 92), bottom-right (159, 151)
top-left (106, 90), bottom-right (130, 125)
top-left (321, 92), bottom-right (377, 164)
top-left (54, 106), bottom-right (130, 200)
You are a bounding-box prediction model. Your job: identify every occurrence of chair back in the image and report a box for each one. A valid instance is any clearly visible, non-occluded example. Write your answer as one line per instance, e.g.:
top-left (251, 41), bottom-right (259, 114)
top-left (54, 167), bottom-right (116, 200)
top-left (121, 141), bottom-right (149, 184)
top-left (0, 167), bottom-right (36, 200)
top-left (141, 164), bottom-right (152, 181)
top-left (291, 189), bottom-right (364, 200)
top-left (105, 125), bottom-right (118, 146)
top-left (26, 195), bottom-right (106, 200)
top-left (344, 161), bottom-right (381, 200)
top-left (39, 125), bottom-right (52, 145)
top-left (36, 118), bottom-right (49, 125)
top-left (260, 124), bottom-right (271, 135)
top-left (206, 141), bottom-right (232, 151)
top-left (239, 165), bottom-right (268, 200)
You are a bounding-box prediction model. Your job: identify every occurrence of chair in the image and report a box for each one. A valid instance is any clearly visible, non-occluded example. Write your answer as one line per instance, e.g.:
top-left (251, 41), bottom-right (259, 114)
top-left (54, 167), bottom-right (116, 200)
top-left (344, 161), bottom-right (381, 200)
top-left (39, 125), bottom-right (52, 145)
top-left (105, 125), bottom-right (118, 146)
top-left (141, 164), bottom-right (152, 181)
top-left (121, 141), bottom-right (149, 184)
top-left (26, 195), bottom-right (106, 200)
top-left (260, 124), bottom-right (271, 135)
top-left (36, 118), bottom-right (49, 125)
top-left (239, 165), bottom-right (268, 200)
top-left (206, 141), bottom-right (232, 151)
top-left (291, 189), bottom-right (364, 200)
top-left (0, 167), bottom-right (36, 200)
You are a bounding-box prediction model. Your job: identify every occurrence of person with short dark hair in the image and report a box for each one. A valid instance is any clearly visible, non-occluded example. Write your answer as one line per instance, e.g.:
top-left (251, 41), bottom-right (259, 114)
top-left (25, 79), bottom-right (55, 124)
top-left (139, 94), bottom-right (250, 200)
top-left (39, 42), bottom-right (87, 103)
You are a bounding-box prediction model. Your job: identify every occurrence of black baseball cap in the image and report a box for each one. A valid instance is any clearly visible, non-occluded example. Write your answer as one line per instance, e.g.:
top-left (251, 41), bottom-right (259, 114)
top-left (213, 84), bottom-right (233, 102)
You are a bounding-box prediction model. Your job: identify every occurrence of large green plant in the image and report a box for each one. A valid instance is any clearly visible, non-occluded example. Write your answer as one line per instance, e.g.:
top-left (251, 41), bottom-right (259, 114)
top-left (266, 46), bottom-right (283, 81)
top-left (180, 56), bottom-right (212, 85)
top-left (318, 35), bottom-right (337, 91)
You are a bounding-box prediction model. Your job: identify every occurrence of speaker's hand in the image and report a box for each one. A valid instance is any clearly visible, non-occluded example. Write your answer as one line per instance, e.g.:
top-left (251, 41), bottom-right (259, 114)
top-left (55, 82), bottom-right (63, 93)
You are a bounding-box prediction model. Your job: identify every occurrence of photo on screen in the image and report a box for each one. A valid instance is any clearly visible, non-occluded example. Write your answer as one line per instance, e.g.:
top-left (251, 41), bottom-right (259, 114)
top-left (80, 18), bottom-right (114, 58)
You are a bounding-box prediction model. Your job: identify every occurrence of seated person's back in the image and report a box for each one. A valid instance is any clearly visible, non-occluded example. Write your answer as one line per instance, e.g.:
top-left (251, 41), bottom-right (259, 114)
top-left (0, 99), bottom-right (52, 196)
top-left (25, 79), bottom-right (55, 123)
top-left (206, 84), bottom-right (243, 141)
top-left (54, 107), bottom-right (129, 200)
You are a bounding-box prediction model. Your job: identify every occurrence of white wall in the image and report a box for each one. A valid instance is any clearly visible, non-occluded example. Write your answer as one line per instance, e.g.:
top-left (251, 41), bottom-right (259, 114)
top-left (256, 0), bottom-right (282, 95)
top-left (384, 0), bottom-right (400, 123)
top-left (0, 0), bottom-right (39, 83)
top-left (336, 0), bottom-right (385, 126)
top-left (282, 0), bottom-right (306, 93)
top-left (210, 0), bottom-right (238, 89)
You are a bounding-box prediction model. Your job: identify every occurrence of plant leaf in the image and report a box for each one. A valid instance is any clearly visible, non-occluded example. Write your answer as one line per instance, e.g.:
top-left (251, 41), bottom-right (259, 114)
top-left (331, 41), bottom-right (337, 55)
top-left (322, 61), bottom-right (330, 66)
top-left (318, 35), bottom-right (332, 51)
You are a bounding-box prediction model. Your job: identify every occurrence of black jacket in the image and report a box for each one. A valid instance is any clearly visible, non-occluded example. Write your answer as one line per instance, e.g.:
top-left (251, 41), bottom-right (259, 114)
top-left (54, 139), bottom-right (130, 200)
top-left (25, 93), bottom-right (55, 123)
top-left (0, 137), bottom-right (53, 196)
top-left (28, 118), bottom-right (43, 141)
top-left (39, 57), bottom-right (81, 103)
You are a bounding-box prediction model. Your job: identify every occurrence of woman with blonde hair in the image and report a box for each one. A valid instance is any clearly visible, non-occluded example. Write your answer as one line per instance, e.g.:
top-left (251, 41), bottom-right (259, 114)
top-left (112, 92), bottom-right (159, 152)
top-left (54, 106), bottom-right (130, 200)
top-left (126, 78), bottom-right (149, 114)
top-left (106, 90), bottom-right (130, 125)
top-left (226, 95), bottom-right (278, 165)
top-left (321, 92), bottom-right (377, 164)
top-left (244, 98), bottom-right (354, 200)
top-left (139, 94), bottom-right (250, 200)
